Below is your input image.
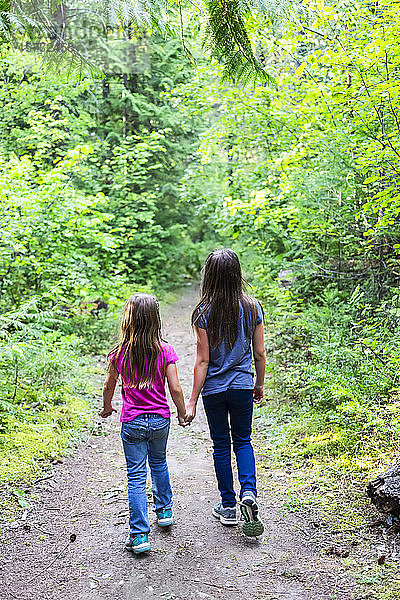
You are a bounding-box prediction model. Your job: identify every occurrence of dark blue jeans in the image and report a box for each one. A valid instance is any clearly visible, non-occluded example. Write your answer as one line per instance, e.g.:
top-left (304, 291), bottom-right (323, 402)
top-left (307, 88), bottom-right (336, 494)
top-left (121, 414), bottom-right (172, 536)
top-left (203, 389), bottom-right (257, 508)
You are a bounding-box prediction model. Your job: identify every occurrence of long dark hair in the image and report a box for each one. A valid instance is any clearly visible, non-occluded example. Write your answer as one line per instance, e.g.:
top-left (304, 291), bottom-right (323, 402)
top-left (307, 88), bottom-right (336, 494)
top-left (108, 293), bottom-right (164, 388)
top-left (192, 248), bottom-right (258, 349)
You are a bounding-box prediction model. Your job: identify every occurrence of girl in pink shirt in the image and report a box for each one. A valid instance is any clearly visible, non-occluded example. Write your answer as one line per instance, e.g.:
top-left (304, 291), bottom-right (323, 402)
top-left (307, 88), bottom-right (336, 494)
top-left (100, 294), bottom-right (187, 554)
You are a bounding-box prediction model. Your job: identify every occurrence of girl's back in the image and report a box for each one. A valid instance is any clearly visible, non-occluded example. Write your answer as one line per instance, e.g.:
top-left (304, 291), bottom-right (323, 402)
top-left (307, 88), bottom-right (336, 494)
top-left (114, 342), bottom-right (178, 421)
top-left (196, 299), bottom-right (263, 395)
top-left (192, 248), bottom-right (263, 395)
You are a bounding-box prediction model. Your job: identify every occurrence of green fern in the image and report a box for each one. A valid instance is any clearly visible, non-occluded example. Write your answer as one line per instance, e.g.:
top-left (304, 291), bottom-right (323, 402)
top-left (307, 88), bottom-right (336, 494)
top-left (0, 0), bottom-right (38, 41)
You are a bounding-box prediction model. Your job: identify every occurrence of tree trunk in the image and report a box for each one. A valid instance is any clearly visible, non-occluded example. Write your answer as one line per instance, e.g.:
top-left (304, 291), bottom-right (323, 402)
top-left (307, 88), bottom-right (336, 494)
top-left (367, 461), bottom-right (400, 516)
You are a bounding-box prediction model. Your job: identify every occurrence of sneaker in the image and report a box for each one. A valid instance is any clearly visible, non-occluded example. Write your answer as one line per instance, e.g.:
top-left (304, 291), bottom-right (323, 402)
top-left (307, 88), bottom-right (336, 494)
top-left (125, 533), bottom-right (151, 554)
top-left (240, 492), bottom-right (264, 537)
top-left (156, 508), bottom-right (174, 527)
top-left (212, 501), bottom-right (238, 526)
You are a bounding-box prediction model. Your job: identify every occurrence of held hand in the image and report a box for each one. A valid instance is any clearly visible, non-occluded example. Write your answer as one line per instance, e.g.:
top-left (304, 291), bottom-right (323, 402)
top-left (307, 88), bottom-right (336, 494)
top-left (99, 405), bottom-right (117, 418)
top-left (184, 401), bottom-right (197, 425)
top-left (177, 412), bottom-right (188, 427)
top-left (253, 385), bottom-right (264, 404)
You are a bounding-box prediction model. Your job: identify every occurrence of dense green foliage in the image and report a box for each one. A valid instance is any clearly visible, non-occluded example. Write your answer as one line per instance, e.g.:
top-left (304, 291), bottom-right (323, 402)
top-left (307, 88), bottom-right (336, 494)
top-left (0, 40), bottom-right (206, 302)
top-left (0, 31), bottom-right (215, 486)
top-left (173, 0), bottom-right (400, 467)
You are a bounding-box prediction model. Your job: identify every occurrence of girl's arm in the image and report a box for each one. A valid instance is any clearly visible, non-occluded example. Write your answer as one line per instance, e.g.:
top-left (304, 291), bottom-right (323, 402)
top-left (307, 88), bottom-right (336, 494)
top-left (99, 364), bottom-right (118, 418)
top-left (252, 322), bottom-right (266, 403)
top-left (186, 326), bottom-right (209, 424)
top-left (166, 363), bottom-right (187, 427)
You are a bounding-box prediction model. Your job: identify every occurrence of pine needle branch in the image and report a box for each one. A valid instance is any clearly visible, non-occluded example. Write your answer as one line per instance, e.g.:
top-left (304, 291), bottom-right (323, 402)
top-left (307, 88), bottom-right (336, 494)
top-left (204, 0), bottom-right (273, 85)
top-left (1, 0), bottom-right (274, 85)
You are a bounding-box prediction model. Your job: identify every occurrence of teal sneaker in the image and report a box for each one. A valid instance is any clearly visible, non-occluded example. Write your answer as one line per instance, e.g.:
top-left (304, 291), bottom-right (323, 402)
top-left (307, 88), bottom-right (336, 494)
top-left (156, 508), bottom-right (174, 527)
top-left (240, 492), bottom-right (264, 537)
top-left (125, 533), bottom-right (151, 554)
top-left (212, 502), bottom-right (238, 526)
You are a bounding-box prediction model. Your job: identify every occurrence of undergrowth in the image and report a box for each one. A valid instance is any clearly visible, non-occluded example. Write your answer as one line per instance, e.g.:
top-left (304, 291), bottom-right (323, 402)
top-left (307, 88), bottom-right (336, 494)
top-left (253, 280), bottom-right (400, 599)
top-left (256, 280), bottom-right (400, 485)
top-left (0, 291), bottom-right (124, 496)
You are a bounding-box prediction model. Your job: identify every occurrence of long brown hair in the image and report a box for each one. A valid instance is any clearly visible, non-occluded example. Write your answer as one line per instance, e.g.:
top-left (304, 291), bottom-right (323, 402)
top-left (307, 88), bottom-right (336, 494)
top-left (192, 248), bottom-right (258, 349)
top-left (108, 294), bottom-right (164, 389)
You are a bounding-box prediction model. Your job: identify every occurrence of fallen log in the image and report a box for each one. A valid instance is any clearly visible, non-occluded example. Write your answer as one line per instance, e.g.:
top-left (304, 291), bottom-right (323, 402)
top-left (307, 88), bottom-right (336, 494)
top-left (367, 462), bottom-right (400, 517)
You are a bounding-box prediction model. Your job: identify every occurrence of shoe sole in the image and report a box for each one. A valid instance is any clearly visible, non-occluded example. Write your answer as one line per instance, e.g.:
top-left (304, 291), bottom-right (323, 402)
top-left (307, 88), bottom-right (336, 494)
top-left (157, 517), bottom-right (174, 527)
top-left (212, 508), bottom-right (238, 526)
top-left (240, 497), bottom-right (264, 537)
top-left (242, 520), bottom-right (264, 537)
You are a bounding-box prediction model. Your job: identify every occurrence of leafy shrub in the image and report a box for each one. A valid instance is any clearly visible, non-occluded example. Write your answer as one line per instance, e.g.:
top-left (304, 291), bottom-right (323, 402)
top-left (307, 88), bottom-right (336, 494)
top-left (256, 279), bottom-right (400, 460)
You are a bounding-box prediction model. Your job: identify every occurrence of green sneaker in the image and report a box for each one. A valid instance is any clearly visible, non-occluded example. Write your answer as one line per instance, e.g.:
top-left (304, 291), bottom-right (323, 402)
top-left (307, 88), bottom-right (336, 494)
top-left (156, 508), bottom-right (174, 527)
top-left (240, 492), bottom-right (264, 537)
top-left (125, 533), bottom-right (151, 554)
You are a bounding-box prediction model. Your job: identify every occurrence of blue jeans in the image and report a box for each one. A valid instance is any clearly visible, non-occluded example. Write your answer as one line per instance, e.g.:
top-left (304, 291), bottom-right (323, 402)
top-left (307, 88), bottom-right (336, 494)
top-left (121, 414), bottom-right (172, 536)
top-left (203, 389), bottom-right (257, 508)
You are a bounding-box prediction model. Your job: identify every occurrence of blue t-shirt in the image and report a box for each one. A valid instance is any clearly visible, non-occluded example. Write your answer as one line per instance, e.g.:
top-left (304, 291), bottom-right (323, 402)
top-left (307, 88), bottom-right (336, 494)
top-left (197, 300), bottom-right (264, 396)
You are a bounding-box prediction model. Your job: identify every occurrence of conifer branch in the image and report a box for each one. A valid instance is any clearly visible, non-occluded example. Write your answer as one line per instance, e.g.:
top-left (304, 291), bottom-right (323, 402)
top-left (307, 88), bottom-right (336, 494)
top-left (0, 0), bottom-right (273, 85)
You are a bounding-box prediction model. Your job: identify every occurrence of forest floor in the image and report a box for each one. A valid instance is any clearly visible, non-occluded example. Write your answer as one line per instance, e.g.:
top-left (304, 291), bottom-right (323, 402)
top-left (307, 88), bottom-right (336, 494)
top-left (0, 288), bottom-right (395, 600)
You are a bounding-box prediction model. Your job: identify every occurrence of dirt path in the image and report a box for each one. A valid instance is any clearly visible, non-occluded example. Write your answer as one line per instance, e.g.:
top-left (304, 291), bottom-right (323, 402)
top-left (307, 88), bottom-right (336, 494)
top-left (1, 289), bottom-right (361, 600)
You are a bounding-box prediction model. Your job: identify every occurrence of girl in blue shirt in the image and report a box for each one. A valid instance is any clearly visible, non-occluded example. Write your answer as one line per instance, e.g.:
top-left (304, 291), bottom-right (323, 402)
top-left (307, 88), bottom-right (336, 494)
top-left (186, 249), bottom-right (266, 537)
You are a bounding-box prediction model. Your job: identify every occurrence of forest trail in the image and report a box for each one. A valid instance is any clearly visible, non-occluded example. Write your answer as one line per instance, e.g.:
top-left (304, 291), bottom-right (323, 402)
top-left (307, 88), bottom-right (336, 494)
top-left (1, 288), bottom-right (360, 600)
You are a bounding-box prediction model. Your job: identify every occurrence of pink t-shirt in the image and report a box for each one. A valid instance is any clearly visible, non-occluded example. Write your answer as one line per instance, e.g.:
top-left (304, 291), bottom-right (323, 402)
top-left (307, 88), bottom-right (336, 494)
top-left (111, 342), bottom-right (179, 422)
